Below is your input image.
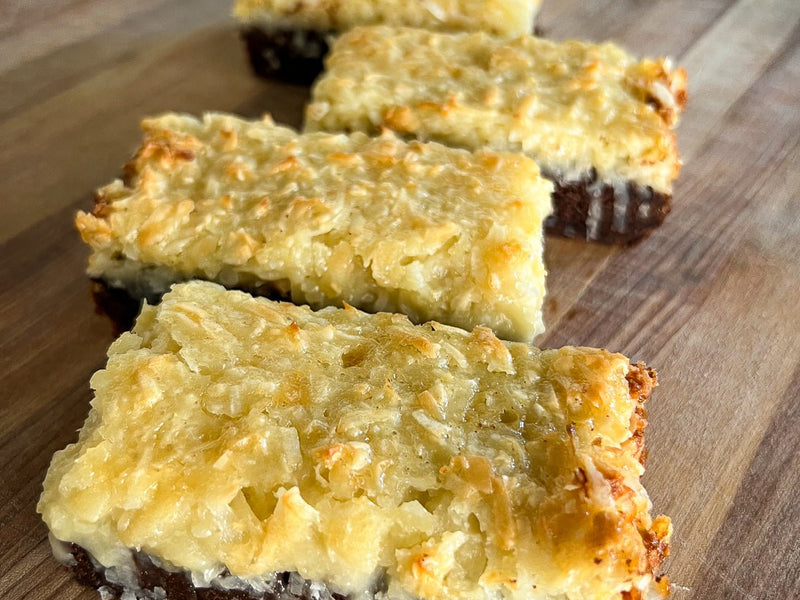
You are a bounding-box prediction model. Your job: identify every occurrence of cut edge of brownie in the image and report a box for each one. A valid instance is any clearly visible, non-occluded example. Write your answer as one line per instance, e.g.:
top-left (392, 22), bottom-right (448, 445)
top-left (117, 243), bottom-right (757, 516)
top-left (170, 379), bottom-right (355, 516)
top-left (543, 168), bottom-right (672, 245)
top-left (90, 279), bottom-right (145, 335)
top-left (58, 539), bottom-right (362, 600)
top-left (240, 26), bottom-right (331, 85)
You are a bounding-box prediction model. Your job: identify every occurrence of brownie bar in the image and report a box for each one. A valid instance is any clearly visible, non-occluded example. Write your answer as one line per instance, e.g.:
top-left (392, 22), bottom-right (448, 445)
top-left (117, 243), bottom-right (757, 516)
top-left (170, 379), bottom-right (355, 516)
top-left (40, 281), bottom-right (671, 600)
top-left (241, 26), bottom-right (330, 85)
top-left (76, 112), bottom-right (553, 342)
top-left (305, 27), bottom-right (687, 244)
top-left (544, 168), bottom-right (672, 244)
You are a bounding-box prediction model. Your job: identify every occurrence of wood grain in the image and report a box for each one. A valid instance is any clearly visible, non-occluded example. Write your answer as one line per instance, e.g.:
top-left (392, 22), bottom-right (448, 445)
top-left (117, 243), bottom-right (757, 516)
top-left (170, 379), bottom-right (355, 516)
top-left (1, 1), bottom-right (798, 599)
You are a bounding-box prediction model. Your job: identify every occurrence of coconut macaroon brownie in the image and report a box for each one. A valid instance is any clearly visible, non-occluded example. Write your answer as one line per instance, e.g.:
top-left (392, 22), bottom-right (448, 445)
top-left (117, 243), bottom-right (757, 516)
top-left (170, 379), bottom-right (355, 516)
top-left (75, 112), bottom-right (552, 342)
top-left (306, 26), bottom-right (688, 243)
top-left (39, 281), bottom-right (671, 600)
top-left (234, 0), bottom-right (542, 83)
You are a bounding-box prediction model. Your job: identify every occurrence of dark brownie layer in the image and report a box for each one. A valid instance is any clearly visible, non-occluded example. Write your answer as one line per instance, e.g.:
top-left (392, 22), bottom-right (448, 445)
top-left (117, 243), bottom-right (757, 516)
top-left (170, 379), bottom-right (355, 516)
top-left (90, 280), bottom-right (143, 335)
top-left (544, 169), bottom-right (672, 244)
top-left (69, 545), bottom-right (353, 600)
top-left (241, 27), bottom-right (330, 85)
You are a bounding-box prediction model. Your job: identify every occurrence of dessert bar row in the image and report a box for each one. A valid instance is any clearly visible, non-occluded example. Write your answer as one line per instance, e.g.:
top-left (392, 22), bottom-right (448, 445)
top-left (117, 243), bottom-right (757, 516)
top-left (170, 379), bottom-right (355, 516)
top-left (76, 28), bottom-right (686, 341)
top-left (39, 4), bottom-right (679, 600)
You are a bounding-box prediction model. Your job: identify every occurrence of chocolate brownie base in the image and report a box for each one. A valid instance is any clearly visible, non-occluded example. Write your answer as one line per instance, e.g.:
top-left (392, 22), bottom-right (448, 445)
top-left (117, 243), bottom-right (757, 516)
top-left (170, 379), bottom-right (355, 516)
top-left (545, 169), bottom-right (672, 244)
top-left (90, 280), bottom-right (144, 335)
top-left (68, 545), bottom-right (355, 600)
top-left (241, 26), bottom-right (330, 84)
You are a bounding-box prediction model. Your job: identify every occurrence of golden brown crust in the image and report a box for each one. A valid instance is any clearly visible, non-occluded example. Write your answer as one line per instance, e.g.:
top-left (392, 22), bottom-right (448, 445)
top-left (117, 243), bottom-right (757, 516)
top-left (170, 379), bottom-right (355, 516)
top-left (626, 363), bottom-right (656, 465)
top-left (642, 516), bottom-right (672, 575)
top-left (90, 189), bottom-right (113, 219)
top-left (626, 363), bottom-right (658, 402)
top-left (627, 59), bottom-right (688, 129)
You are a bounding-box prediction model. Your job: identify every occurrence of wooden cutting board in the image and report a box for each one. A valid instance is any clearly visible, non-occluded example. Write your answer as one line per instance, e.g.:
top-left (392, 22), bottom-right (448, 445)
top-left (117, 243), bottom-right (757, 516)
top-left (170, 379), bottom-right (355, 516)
top-left (1, 1), bottom-right (799, 598)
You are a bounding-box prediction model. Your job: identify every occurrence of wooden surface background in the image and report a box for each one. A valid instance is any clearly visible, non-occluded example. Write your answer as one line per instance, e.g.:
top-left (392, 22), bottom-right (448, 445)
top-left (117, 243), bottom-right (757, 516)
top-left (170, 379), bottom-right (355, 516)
top-left (1, 0), bottom-right (799, 598)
